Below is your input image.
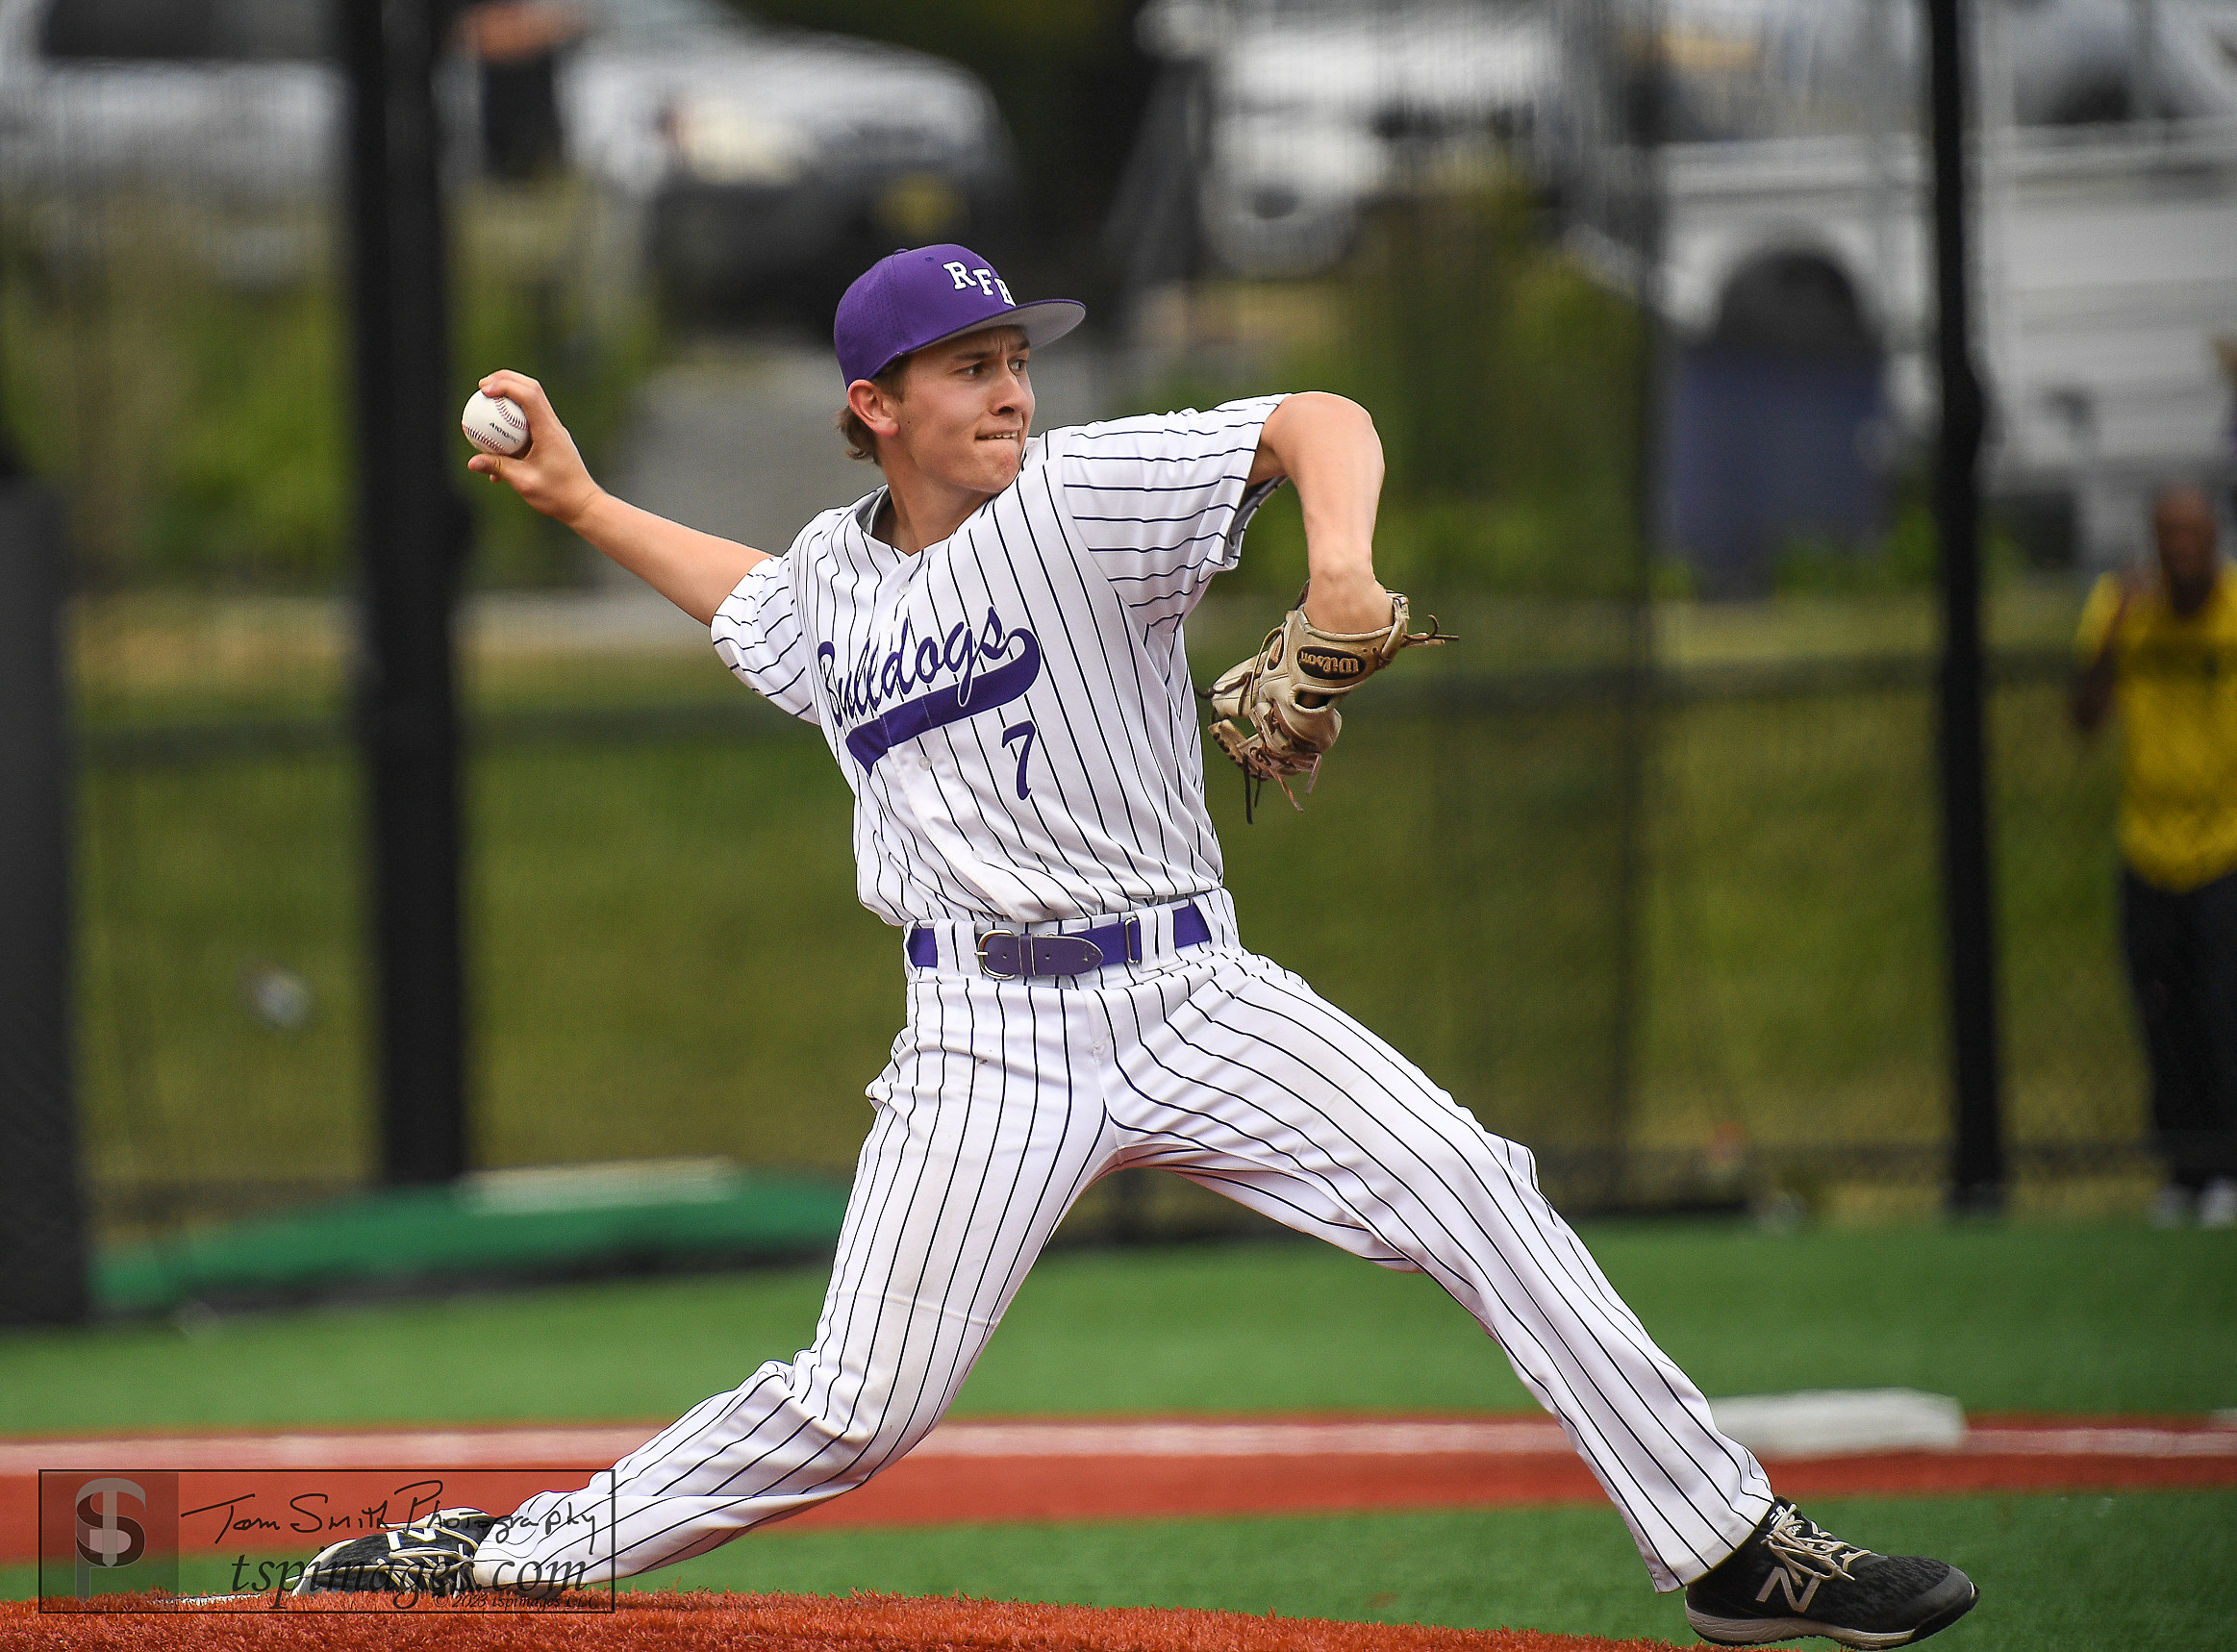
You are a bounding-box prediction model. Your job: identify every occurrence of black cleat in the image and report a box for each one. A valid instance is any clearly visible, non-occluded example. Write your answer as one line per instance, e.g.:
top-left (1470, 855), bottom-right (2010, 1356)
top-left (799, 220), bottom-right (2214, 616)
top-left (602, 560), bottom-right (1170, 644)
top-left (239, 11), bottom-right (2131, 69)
top-left (1686, 1500), bottom-right (1978, 1648)
top-left (290, 1507), bottom-right (495, 1597)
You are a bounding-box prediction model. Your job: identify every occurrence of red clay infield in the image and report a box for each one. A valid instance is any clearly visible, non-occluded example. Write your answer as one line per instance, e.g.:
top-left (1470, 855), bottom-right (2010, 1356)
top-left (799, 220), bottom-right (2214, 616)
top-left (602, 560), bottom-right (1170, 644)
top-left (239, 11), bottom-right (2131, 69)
top-left (3, 1589), bottom-right (1686, 1652)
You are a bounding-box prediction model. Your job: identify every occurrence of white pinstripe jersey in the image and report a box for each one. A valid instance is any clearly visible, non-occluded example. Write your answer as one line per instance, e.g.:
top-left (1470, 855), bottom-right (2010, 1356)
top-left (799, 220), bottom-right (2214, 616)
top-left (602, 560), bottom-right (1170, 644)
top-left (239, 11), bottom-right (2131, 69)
top-left (711, 395), bottom-right (1288, 927)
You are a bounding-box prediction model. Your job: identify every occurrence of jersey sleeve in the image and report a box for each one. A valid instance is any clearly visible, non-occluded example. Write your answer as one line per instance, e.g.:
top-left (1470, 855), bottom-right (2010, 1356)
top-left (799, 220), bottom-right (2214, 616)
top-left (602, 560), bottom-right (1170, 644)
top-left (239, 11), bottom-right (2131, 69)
top-left (2074, 572), bottom-right (2124, 663)
top-left (711, 555), bottom-right (818, 724)
top-left (1055, 394), bottom-right (1289, 626)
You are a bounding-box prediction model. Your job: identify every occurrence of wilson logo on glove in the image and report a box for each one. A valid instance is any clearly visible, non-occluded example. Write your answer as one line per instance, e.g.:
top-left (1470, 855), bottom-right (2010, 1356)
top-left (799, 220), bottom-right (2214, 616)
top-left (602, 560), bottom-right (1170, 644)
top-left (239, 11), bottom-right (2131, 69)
top-left (1296, 649), bottom-right (1367, 680)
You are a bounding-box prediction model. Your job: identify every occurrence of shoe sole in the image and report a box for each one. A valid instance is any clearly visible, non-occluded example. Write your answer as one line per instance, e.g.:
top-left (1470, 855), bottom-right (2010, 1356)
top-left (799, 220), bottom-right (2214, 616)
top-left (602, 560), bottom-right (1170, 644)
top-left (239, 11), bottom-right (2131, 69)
top-left (1689, 1581), bottom-right (1978, 1649)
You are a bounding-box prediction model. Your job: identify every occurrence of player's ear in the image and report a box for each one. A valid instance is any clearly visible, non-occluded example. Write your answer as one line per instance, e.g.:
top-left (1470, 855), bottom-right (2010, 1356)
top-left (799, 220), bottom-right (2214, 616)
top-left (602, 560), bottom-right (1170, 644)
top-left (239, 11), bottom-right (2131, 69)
top-left (846, 376), bottom-right (904, 439)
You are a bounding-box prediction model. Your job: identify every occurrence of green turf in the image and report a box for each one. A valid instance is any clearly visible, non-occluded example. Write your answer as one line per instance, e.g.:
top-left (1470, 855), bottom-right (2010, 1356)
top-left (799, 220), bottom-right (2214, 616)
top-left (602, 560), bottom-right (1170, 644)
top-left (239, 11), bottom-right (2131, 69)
top-left (609, 1491), bottom-right (2234, 1651)
top-left (6, 1491), bottom-right (2228, 1648)
top-left (7, 1223), bottom-right (2228, 1647)
top-left (6, 1223), bottom-right (2233, 1439)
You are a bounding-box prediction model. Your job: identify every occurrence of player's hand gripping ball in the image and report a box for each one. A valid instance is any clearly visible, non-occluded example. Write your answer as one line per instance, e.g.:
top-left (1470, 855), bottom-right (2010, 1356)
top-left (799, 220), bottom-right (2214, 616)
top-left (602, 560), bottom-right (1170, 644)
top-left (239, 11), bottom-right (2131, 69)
top-left (462, 390), bottom-right (531, 457)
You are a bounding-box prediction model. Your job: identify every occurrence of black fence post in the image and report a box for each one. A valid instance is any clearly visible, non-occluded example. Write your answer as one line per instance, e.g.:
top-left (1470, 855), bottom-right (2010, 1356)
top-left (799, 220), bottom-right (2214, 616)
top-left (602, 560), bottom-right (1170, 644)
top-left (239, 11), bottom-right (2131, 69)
top-left (1607, 0), bottom-right (1670, 1211)
top-left (344, 0), bottom-right (470, 1188)
top-left (1925, 0), bottom-right (2005, 1209)
top-left (0, 478), bottom-right (89, 1324)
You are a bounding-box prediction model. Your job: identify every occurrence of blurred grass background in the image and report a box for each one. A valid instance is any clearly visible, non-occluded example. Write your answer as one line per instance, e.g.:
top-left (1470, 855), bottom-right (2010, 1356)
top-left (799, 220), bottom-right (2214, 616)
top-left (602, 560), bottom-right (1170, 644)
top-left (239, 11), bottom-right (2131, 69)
top-left (68, 584), bottom-right (2133, 1238)
top-left (3, 179), bottom-right (654, 592)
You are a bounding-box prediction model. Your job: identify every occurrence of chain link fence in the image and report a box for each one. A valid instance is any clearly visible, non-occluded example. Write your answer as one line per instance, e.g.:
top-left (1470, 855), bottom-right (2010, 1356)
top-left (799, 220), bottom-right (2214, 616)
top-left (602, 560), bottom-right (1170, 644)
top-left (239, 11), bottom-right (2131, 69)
top-left (3, 0), bottom-right (2174, 1270)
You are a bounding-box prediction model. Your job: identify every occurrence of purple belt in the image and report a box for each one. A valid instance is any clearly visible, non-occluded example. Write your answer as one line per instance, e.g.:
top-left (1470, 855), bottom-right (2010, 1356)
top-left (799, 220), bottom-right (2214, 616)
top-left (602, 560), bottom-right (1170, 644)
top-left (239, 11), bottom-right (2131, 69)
top-left (907, 901), bottom-right (1211, 980)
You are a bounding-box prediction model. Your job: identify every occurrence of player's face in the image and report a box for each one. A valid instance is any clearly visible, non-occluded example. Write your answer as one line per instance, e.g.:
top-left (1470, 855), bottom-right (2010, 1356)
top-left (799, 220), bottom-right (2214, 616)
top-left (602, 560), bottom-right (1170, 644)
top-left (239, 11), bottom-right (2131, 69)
top-left (891, 328), bottom-right (1034, 496)
top-left (2155, 488), bottom-right (2219, 606)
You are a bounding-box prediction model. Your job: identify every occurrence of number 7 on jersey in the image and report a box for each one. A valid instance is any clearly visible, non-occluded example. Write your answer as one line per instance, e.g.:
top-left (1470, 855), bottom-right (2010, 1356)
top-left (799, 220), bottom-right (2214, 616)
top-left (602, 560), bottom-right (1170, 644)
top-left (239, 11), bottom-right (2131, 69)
top-left (1002, 720), bottom-right (1036, 800)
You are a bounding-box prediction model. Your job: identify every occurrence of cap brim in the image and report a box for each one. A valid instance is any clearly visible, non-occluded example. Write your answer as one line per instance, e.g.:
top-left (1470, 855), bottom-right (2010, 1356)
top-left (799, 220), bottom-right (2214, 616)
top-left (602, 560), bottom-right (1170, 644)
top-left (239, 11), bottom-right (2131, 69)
top-left (913, 299), bottom-right (1087, 363)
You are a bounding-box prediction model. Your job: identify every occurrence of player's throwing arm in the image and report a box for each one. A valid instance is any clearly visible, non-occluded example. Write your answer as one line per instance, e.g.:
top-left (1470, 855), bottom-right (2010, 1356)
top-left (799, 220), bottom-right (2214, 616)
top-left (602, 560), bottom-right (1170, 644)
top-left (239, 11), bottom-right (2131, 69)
top-left (465, 369), bottom-right (767, 625)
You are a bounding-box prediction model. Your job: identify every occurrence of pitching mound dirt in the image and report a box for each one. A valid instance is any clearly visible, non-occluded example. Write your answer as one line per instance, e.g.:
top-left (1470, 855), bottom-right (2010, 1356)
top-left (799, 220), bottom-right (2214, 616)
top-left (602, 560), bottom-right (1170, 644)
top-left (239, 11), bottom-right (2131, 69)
top-left (6, 1590), bottom-right (1682, 1651)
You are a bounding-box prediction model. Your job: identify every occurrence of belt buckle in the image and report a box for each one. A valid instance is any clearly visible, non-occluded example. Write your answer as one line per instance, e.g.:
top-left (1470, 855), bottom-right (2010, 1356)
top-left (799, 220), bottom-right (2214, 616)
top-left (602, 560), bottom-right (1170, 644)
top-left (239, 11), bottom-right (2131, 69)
top-left (976, 929), bottom-right (1023, 981)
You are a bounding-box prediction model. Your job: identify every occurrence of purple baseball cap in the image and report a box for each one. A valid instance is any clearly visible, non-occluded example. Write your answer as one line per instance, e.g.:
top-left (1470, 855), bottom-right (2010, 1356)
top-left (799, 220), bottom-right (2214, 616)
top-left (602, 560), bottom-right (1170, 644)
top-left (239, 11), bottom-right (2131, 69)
top-left (834, 244), bottom-right (1085, 387)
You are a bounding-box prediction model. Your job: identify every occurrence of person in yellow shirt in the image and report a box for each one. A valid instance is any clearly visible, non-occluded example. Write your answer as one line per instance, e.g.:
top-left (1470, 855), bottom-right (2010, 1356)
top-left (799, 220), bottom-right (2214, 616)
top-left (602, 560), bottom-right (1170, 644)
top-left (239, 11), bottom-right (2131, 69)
top-left (2072, 485), bottom-right (2237, 1226)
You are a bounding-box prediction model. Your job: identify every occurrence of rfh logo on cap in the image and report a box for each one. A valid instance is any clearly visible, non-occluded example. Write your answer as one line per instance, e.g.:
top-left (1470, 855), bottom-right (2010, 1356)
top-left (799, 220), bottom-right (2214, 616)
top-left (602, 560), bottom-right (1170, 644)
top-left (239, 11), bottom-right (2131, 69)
top-left (943, 262), bottom-right (1014, 305)
top-left (75, 1478), bottom-right (147, 1595)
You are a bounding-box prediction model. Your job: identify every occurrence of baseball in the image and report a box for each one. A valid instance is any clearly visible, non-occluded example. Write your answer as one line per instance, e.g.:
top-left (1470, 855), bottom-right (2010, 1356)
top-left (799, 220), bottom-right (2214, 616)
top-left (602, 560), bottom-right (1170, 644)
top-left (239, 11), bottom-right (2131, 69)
top-left (462, 390), bottom-right (530, 457)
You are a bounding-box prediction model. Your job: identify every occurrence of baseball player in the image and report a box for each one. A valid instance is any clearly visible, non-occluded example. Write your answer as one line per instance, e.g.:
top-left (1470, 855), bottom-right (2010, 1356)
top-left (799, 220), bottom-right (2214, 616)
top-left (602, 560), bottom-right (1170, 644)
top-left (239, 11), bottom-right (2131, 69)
top-left (298, 245), bottom-right (1976, 1647)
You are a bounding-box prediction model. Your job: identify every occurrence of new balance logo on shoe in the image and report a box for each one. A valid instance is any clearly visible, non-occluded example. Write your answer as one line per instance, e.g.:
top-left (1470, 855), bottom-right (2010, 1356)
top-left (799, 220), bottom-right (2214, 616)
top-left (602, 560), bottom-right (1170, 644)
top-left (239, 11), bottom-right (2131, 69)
top-left (1757, 1566), bottom-right (1824, 1614)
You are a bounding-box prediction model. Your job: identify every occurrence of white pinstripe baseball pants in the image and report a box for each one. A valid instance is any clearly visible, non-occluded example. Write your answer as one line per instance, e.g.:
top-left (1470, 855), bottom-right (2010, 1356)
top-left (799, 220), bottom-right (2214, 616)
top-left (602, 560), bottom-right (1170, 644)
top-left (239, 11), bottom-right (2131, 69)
top-left (474, 890), bottom-right (1774, 1593)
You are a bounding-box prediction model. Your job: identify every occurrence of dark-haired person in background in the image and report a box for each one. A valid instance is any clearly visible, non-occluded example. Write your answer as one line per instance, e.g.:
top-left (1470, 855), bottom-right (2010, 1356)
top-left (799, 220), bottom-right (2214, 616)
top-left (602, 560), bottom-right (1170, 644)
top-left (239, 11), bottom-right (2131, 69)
top-left (2073, 485), bottom-right (2237, 1227)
